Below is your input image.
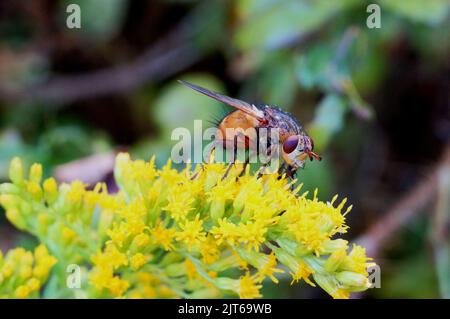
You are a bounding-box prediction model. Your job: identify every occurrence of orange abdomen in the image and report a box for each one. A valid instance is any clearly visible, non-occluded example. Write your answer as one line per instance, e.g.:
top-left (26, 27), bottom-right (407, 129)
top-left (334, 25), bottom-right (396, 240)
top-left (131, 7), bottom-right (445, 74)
top-left (217, 110), bottom-right (260, 149)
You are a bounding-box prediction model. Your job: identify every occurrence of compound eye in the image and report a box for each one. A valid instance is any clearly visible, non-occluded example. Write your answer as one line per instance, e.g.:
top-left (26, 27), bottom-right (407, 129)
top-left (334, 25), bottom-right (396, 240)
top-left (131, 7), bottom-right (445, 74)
top-left (283, 135), bottom-right (299, 153)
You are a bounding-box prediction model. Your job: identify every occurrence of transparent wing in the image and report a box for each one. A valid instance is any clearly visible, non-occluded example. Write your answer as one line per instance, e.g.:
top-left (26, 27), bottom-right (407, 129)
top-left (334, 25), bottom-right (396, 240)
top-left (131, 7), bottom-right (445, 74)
top-left (178, 80), bottom-right (264, 120)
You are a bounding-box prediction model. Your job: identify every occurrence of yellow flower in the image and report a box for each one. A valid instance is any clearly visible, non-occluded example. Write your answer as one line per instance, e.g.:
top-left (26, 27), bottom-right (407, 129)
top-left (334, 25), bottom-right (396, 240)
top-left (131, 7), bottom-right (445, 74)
top-left (0, 154), bottom-right (375, 299)
top-left (210, 219), bottom-right (240, 246)
top-left (9, 157), bottom-right (24, 184)
top-left (0, 245), bottom-right (55, 298)
top-left (341, 244), bottom-right (373, 275)
top-left (159, 159), bottom-right (183, 186)
top-left (287, 211), bottom-right (331, 255)
top-left (107, 276), bottom-right (130, 297)
top-left (43, 177), bottom-right (58, 204)
top-left (238, 273), bottom-right (262, 299)
top-left (29, 163), bottom-right (43, 184)
top-left (27, 278), bottom-right (41, 292)
top-left (235, 221), bottom-right (268, 251)
top-left (26, 181), bottom-right (42, 201)
top-left (33, 244), bottom-right (57, 281)
top-left (233, 175), bottom-right (263, 213)
top-left (207, 179), bottom-right (236, 220)
top-left (331, 289), bottom-right (350, 299)
top-left (67, 181), bottom-right (87, 204)
top-left (130, 253), bottom-right (149, 270)
top-left (15, 285), bottom-right (31, 299)
top-left (132, 233), bottom-right (151, 249)
top-left (185, 259), bottom-right (198, 280)
top-left (290, 262), bottom-right (315, 287)
top-left (199, 236), bottom-right (220, 264)
top-left (175, 214), bottom-right (206, 250)
top-left (324, 247), bottom-right (347, 272)
top-left (151, 224), bottom-right (176, 251)
top-left (106, 222), bottom-right (129, 247)
top-left (62, 226), bottom-right (77, 243)
top-left (163, 189), bottom-right (195, 222)
top-left (19, 266), bottom-right (32, 280)
top-left (255, 253), bottom-right (284, 284)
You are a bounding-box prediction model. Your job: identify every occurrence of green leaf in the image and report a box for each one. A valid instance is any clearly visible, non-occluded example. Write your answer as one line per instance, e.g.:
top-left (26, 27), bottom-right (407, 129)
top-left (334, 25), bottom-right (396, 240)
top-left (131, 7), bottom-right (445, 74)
top-left (245, 52), bottom-right (298, 108)
top-left (295, 45), bottom-right (333, 90)
top-left (309, 94), bottom-right (347, 150)
top-left (234, 0), bottom-right (357, 50)
top-left (152, 74), bottom-right (226, 141)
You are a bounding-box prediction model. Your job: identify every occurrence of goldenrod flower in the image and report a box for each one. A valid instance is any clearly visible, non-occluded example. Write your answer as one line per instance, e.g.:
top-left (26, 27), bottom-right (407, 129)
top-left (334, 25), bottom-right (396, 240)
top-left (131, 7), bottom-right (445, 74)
top-left (151, 224), bottom-right (176, 251)
top-left (0, 154), bottom-right (376, 299)
top-left (130, 253), bottom-right (149, 270)
top-left (238, 273), bottom-right (262, 299)
top-left (0, 244), bottom-right (55, 298)
top-left (175, 214), bottom-right (206, 251)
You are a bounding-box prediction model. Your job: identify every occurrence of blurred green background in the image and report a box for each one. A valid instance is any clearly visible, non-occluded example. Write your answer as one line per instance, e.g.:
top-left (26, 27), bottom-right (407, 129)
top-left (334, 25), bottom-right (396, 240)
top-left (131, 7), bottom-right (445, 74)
top-left (0, 0), bottom-right (449, 298)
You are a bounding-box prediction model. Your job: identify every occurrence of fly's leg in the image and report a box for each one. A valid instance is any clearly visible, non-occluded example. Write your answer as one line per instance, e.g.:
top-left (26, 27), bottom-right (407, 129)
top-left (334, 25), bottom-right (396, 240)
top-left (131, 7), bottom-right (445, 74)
top-left (256, 164), bottom-right (268, 179)
top-left (221, 135), bottom-right (239, 181)
top-left (285, 165), bottom-right (297, 179)
top-left (222, 163), bottom-right (234, 181)
top-left (256, 144), bottom-right (276, 179)
top-left (238, 155), bottom-right (250, 177)
top-left (285, 165), bottom-right (298, 191)
top-left (277, 163), bottom-right (286, 178)
top-left (191, 142), bottom-right (216, 180)
top-left (205, 141), bottom-right (217, 164)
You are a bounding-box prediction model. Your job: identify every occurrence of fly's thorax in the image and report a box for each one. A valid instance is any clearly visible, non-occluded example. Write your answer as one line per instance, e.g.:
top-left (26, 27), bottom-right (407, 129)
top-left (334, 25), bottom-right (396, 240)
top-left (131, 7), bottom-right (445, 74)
top-left (262, 106), bottom-right (303, 137)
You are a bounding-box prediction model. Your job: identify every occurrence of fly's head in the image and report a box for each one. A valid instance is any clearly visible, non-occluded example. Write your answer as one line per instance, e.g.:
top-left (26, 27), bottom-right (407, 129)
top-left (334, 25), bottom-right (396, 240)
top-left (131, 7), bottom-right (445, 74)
top-left (281, 134), bottom-right (321, 169)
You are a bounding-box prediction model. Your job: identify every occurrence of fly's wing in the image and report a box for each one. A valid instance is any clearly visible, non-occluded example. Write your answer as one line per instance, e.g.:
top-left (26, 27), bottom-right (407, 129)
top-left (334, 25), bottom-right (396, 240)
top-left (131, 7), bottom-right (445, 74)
top-left (178, 80), bottom-right (265, 120)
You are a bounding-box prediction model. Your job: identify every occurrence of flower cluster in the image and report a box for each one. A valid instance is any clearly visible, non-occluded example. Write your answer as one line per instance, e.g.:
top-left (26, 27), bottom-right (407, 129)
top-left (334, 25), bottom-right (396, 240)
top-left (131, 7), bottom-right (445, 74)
top-left (0, 244), bottom-right (56, 298)
top-left (0, 154), bottom-right (375, 298)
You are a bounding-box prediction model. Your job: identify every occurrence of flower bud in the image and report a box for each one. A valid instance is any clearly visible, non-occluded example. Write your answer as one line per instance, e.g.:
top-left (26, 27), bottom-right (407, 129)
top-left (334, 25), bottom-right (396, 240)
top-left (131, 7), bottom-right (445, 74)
top-left (15, 285), bottom-right (30, 298)
top-left (114, 152), bottom-right (131, 188)
top-left (27, 181), bottom-right (43, 201)
top-left (164, 262), bottom-right (186, 277)
top-left (6, 208), bottom-right (26, 230)
top-left (26, 278), bottom-right (41, 292)
top-left (210, 199), bottom-right (225, 221)
top-left (313, 274), bottom-right (338, 297)
top-left (214, 277), bottom-right (237, 291)
top-left (0, 183), bottom-right (20, 195)
top-left (0, 194), bottom-right (17, 209)
top-left (324, 248), bottom-right (347, 272)
top-left (37, 212), bottom-right (52, 235)
top-left (233, 192), bottom-right (246, 214)
top-left (130, 253), bottom-right (148, 270)
top-left (61, 227), bottom-right (77, 244)
top-left (336, 271), bottom-right (370, 288)
top-left (9, 157), bottom-right (24, 185)
top-left (43, 178), bottom-right (58, 205)
top-left (131, 233), bottom-right (150, 250)
top-left (29, 163), bottom-right (43, 184)
top-left (320, 239), bottom-right (348, 254)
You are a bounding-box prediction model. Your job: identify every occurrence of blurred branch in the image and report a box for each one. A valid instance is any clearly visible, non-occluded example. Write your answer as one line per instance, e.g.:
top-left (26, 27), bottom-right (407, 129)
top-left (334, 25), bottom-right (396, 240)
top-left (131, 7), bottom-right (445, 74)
top-left (357, 145), bottom-right (450, 257)
top-left (330, 27), bottom-right (374, 120)
top-left (54, 151), bottom-right (116, 184)
top-left (331, 26), bottom-right (359, 66)
top-left (0, 3), bottom-right (215, 104)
